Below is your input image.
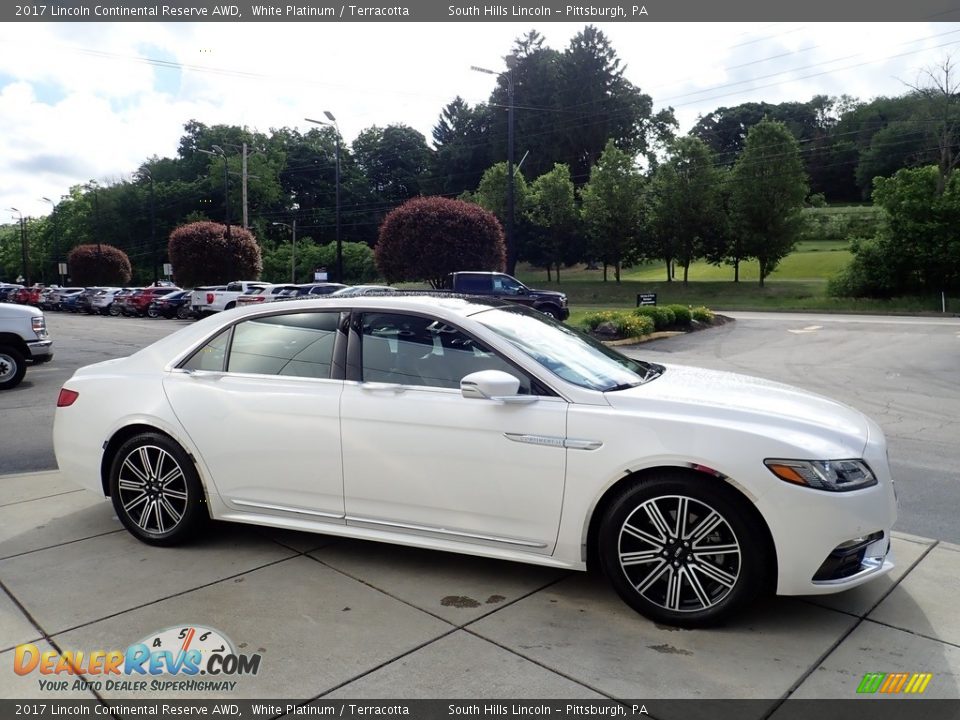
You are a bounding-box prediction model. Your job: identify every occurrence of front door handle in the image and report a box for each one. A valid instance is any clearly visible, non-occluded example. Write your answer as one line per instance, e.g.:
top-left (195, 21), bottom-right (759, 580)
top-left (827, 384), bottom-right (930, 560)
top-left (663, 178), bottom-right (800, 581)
top-left (360, 382), bottom-right (406, 394)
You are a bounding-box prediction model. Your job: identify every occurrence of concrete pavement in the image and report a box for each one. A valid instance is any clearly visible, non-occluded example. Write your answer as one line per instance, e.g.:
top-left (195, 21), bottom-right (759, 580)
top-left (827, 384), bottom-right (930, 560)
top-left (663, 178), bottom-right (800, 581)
top-left (1, 470), bottom-right (958, 710)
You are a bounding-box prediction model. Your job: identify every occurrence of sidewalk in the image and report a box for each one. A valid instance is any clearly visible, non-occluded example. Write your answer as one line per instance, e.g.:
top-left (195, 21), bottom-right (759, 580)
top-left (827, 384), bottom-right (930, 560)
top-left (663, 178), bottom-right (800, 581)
top-left (1, 470), bottom-right (957, 710)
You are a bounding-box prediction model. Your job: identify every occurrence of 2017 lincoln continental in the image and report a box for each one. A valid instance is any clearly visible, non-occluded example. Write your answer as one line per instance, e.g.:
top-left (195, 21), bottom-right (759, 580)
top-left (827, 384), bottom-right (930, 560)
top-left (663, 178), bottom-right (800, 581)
top-left (53, 296), bottom-right (896, 626)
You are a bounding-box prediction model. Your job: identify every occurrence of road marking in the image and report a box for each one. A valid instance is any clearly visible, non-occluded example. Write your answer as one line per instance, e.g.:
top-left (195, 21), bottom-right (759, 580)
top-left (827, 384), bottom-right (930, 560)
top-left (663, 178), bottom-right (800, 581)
top-left (787, 325), bottom-right (822, 334)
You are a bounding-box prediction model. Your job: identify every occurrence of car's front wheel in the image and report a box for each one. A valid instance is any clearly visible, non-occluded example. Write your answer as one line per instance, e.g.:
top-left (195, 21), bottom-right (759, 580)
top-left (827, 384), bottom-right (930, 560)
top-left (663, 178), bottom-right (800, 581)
top-left (109, 432), bottom-right (207, 546)
top-left (0, 345), bottom-right (26, 390)
top-left (598, 472), bottom-right (769, 627)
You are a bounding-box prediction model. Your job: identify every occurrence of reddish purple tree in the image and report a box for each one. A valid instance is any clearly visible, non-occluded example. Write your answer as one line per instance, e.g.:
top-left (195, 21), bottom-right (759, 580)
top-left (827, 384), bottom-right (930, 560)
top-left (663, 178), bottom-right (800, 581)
top-left (67, 244), bottom-right (132, 286)
top-left (168, 222), bottom-right (262, 287)
top-left (376, 197), bottom-right (505, 288)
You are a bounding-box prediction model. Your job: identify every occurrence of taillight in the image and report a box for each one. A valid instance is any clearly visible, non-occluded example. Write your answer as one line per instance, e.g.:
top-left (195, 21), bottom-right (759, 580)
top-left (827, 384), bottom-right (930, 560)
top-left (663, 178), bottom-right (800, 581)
top-left (206, 293), bottom-right (215, 304)
top-left (57, 388), bottom-right (79, 407)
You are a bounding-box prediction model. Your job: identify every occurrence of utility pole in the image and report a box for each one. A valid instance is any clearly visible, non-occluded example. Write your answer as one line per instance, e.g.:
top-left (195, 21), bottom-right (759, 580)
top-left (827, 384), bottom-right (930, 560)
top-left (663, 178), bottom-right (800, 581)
top-left (242, 142), bottom-right (249, 230)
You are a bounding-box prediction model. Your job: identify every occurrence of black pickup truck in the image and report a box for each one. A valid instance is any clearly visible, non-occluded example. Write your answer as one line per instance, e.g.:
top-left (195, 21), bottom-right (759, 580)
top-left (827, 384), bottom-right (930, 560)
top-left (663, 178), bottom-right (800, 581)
top-left (444, 272), bottom-right (569, 321)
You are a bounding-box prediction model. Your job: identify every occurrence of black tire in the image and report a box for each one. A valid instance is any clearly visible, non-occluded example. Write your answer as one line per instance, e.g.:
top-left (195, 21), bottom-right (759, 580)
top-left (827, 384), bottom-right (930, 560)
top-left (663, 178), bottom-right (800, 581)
top-left (109, 432), bottom-right (208, 546)
top-left (108, 304), bottom-right (120, 317)
top-left (598, 471), bottom-right (769, 628)
top-left (146, 306), bottom-right (159, 318)
top-left (176, 306), bottom-right (193, 320)
top-left (539, 305), bottom-right (563, 321)
top-left (0, 345), bottom-right (27, 390)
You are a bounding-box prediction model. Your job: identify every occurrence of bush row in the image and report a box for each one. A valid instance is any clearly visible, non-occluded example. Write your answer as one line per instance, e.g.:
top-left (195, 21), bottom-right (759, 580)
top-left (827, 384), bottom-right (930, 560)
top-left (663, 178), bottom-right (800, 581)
top-left (583, 305), bottom-right (715, 339)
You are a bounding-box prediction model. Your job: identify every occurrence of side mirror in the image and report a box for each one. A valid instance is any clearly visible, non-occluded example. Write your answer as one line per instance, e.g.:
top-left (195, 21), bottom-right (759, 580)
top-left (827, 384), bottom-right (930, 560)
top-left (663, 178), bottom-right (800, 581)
top-left (460, 370), bottom-right (537, 405)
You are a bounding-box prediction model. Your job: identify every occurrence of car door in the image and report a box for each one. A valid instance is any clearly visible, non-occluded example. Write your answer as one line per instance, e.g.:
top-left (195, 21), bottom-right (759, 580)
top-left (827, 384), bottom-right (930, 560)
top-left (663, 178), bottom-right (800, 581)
top-left (163, 310), bottom-right (347, 522)
top-left (340, 311), bottom-right (568, 554)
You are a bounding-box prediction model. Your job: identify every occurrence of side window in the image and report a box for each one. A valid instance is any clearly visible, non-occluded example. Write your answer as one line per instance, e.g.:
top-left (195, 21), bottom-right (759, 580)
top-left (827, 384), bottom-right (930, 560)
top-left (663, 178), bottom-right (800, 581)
top-left (360, 312), bottom-right (532, 393)
top-left (456, 275), bottom-right (491, 293)
top-left (181, 327), bottom-right (231, 372)
top-left (227, 312), bottom-right (339, 379)
top-left (492, 274), bottom-right (524, 295)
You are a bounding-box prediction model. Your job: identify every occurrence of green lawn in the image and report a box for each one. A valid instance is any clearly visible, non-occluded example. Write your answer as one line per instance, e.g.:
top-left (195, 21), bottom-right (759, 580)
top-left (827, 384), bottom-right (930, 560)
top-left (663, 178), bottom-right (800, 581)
top-left (515, 240), bottom-right (957, 317)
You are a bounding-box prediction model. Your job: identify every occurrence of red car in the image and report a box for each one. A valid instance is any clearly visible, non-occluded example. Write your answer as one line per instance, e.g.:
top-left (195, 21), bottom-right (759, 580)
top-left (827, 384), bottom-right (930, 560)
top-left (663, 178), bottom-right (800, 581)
top-left (12, 286), bottom-right (44, 306)
top-left (124, 286), bottom-right (182, 317)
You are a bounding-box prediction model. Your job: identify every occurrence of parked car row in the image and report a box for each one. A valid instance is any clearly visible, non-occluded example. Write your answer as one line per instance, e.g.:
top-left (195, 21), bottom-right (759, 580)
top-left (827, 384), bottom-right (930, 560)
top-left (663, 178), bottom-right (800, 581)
top-left (0, 281), bottom-right (368, 321)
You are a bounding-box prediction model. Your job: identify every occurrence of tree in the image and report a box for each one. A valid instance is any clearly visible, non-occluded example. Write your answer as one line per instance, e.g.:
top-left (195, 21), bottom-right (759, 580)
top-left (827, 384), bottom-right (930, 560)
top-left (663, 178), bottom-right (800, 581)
top-left (729, 119), bottom-right (809, 286)
top-left (376, 197), bottom-right (505, 287)
top-left (906, 57), bottom-right (960, 194)
top-left (527, 164), bottom-right (580, 282)
top-left (648, 137), bottom-right (723, 284)
top-left (352, 124), bottom-right (432, 207)
top-left (66, 244), bottom-right (132, 286)
top-left (580, 140), bottom-right (646, 283)
top-left (556, 26), bottom-right (676, 179)
top-left (829, 165), bottom-right (960, 297)
top-left (168, 221), bottom-right (262, 287)
top-left (429, 97), bottom-right (494, 197)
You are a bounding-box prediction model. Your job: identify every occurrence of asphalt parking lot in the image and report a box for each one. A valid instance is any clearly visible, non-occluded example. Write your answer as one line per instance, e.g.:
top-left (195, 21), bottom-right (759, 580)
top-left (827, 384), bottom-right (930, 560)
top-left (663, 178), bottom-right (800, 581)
top-left (4, 310), bottom-right (959, 542)
top-left (2, 310), bottom-right (959, 707)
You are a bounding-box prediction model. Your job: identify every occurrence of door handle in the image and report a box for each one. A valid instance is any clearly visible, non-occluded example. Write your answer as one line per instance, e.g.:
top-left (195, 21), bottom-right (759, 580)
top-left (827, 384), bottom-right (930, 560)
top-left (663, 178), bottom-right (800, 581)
top-left (360, 382), bottom-right (406, 394)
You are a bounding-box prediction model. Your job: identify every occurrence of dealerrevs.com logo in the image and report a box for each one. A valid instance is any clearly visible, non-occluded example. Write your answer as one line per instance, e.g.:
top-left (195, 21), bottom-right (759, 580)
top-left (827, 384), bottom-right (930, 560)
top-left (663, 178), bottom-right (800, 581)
top-left (856, 672), bottom-right (933, 694)
top-left (14, 625), bottom-right (262, 693)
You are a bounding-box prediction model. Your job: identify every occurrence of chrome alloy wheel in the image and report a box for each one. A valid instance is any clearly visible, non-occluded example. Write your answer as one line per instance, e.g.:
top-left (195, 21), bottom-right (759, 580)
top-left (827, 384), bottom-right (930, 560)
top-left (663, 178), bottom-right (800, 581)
top-left (618, 494), bottom-right (742, 613)
top-left (117, 445), bottom-right (189, 534)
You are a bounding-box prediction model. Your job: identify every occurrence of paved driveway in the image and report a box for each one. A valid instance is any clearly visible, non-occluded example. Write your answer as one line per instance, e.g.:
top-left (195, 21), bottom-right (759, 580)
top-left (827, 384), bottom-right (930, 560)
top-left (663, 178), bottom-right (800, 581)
top-left (1, 470), bottom-right (959, 706)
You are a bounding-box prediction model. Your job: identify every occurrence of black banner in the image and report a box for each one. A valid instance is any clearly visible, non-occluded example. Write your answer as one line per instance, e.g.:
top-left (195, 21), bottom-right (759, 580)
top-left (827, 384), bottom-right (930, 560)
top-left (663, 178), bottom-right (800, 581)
top-left (1, 700), bottom-right (958, 720)
top-left (3, 0), bottom-right (960, 22)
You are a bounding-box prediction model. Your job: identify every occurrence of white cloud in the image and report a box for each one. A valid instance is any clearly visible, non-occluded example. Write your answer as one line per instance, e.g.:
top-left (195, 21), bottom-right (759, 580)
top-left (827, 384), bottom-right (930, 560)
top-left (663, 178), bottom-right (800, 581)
top-left (1, 20), bottom-right (959, 218)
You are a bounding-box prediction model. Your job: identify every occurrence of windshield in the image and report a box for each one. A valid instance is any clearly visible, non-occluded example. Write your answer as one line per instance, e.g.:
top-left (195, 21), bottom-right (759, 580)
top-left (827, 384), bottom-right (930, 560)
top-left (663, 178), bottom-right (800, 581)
top-left (473, 305), bottom-right (663, 391)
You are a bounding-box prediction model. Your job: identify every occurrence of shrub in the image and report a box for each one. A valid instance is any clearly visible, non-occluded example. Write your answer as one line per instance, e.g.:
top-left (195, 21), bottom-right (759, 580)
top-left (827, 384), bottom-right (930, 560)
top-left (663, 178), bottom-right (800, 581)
top-left (66, 244), bottom-right (132, 286)
top-left (633, 305), bottom-right (675, 330)
top-left (168, 222), bottom-right (262, 287)
top-left (691, 306), bottom-right (715, 323)
top-left (584, 310), bottom-right (620, 330)
top-left (667, 304), bottom-right (692, 326)
top-left (616, 313), bottom-right (654, 338)
top-left (376, 196), bottom-right (505, 287)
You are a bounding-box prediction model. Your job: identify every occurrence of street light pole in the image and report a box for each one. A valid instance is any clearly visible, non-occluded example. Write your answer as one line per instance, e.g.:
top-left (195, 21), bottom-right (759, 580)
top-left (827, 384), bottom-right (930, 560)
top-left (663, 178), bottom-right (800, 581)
top-left (305, 113), bottom-right (342, 284)
top-left (272, 219), bottom-right (298, 282)
top-left (471, 62), bottom-right (516, 275)
top-left (198, 146), bottom-right (230, 239)
top-left (40, 197), bottom-right (58, 284)
top-left (8, 207), bottom-right (28, 285)
top-left (140, 168), bottom-right (158, 282)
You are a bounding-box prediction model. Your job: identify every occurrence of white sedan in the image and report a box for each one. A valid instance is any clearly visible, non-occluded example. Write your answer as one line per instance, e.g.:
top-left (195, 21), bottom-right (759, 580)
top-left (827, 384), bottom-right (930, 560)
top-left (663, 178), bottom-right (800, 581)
top-left (53, 296), bottom-right (896, 627)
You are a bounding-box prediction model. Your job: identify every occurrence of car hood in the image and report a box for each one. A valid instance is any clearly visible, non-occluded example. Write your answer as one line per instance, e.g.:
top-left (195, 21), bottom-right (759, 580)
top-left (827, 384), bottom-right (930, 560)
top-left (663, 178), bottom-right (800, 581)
top-left (604, 363), bottom-right (870, 455)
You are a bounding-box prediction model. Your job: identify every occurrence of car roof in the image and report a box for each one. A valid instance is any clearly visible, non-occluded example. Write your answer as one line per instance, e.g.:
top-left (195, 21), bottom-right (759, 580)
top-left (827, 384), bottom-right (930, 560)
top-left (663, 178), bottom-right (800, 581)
top-left (227, 293), bottom-right (511, 318)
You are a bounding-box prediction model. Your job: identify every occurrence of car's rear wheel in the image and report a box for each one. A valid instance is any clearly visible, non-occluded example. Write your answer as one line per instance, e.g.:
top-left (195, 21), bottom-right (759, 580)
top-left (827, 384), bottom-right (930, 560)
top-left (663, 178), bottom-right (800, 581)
top-left (0, 345), bottom-right (27, 390)
top-left (108, 304), bottom-right (120, 316)
top-left (598, 472), bottom-right (768, 627)
top-left (176, 305), bottom-right (193, 320)
top-left (146, 306), bottom-right (159, 318)
top-left (109, 433), bottom-right (207, 546)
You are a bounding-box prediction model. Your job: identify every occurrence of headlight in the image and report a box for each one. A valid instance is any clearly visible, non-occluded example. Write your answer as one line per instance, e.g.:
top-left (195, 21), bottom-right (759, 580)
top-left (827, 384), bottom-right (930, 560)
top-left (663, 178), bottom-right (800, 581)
top-left (764, 459), bottom-right (877, 492)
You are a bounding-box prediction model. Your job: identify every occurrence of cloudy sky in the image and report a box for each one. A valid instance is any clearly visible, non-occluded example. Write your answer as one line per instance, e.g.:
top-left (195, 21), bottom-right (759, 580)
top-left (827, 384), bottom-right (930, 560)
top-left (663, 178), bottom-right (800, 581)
top-left (1, 21), bottom-right (959, 219)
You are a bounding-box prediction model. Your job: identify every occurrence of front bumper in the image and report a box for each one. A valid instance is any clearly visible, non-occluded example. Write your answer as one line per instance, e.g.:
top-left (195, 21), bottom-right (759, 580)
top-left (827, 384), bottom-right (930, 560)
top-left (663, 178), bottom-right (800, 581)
top-left (26, 339), bottom-right (53, 362)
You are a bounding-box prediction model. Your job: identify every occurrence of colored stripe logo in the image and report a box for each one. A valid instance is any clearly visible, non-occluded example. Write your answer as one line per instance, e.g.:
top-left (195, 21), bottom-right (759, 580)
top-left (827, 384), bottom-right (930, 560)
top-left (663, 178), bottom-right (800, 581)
top-left (857, 672), bottom-right (932, 694)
